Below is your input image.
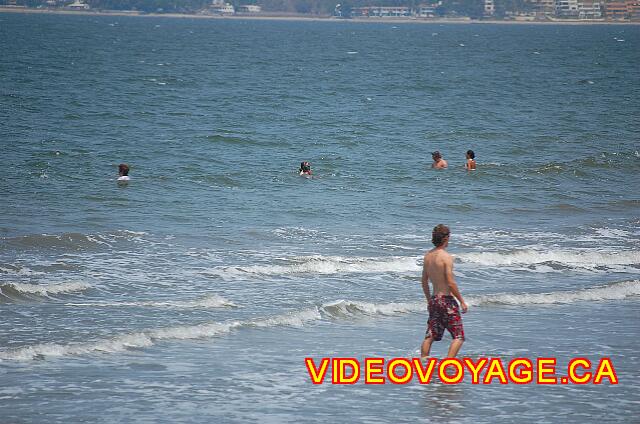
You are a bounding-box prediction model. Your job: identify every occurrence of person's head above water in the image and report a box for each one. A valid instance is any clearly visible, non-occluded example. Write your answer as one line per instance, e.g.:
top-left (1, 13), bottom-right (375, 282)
top-left (466, 150), bottom-right (475, 160)
top-left (432, 151), bottom-right (442, 161)
top-left (119, 163), bottom-right (129, 176)
top-left (299, 161), bottom-right (311, 174)
top-left (432, 224), bottom-right (450, 247)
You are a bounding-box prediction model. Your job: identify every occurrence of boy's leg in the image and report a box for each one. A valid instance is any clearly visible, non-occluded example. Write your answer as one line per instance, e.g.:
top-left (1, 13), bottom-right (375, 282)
top-left (421, 336), bottom-right (434, 359)
top-left (447, 339), bottom-right (464, 358)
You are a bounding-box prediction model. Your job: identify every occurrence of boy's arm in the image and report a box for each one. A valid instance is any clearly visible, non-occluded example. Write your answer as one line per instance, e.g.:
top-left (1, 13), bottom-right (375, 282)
top-left (421, 255), bottom-right (431, 301)
top-left (445, 255), bottom-right (468, 313)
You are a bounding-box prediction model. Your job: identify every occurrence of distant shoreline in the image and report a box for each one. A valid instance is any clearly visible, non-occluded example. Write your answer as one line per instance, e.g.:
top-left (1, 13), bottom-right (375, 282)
top-left (1, 6), bottom-right (639, 25)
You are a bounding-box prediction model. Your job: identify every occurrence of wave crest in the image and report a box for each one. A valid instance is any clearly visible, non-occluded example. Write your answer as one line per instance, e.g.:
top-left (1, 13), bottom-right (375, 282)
top-left (204, 255), bottom-right (420, 279)
top-left (0, 308), bottom-right (321, 361)
top-left (65, 294), bottom-right (237, 309)
top-left (0, 282), bottom-right (91, 300)
top-left (469, 280), bottom-right (640, 306)
top-left (321, 300), bottom-right (422, 318)
top-left (458, 250), bottom-right (640, 268)
top-left (2, 280), bottom-right (637, 361)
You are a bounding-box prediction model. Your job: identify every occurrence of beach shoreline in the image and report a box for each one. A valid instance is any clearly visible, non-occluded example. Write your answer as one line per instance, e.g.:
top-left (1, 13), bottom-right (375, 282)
top-left (1, 6), bottom-right (639, 25)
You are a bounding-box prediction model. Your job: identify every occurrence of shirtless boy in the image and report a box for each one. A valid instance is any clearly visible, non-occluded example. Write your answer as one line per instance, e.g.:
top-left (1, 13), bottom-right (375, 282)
top-left (421, 224), bottom-right (468, 358)
top-left (431, 151), bottom-right (448, 169)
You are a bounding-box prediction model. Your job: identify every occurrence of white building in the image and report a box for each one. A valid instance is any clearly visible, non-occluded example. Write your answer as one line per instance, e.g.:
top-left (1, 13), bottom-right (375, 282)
top-left (533, 0), bottom-right (556, 16)
top-left (211, 0), bottom-right (235, 14)
top-left (556, 0), bottom-right (579, 16)
top-left (417, 5), bottom-right (436, 17)
top-left (484, 0), bottom-right (495, 15)
top-left (67, 0), bottom-right (90, 9)
top-left (238, 5), bottom-right (261, 12)
top-left (577, 0), bottom-right (602, 18)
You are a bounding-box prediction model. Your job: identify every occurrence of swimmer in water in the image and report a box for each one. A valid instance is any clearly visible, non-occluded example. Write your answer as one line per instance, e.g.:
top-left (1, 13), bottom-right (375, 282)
top-left (299, 161), bottom-right (312, 176)
top-left (431, 151), bottom-right (448, 169)
top-left (117, 163), bottom-right (130, 181)
top-left (465, 150), bottom-right (476, 170)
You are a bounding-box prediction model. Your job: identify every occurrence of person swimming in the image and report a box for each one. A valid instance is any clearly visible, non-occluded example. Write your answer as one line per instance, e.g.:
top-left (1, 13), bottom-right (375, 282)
top-left (465, 150), bottom-right (476, 170)
top-left (431, 151), bottom-right (448, 169)
top-left (117, 163), bottom-right (130, 181)
top-left (299, 161), bottom-right (312, 176)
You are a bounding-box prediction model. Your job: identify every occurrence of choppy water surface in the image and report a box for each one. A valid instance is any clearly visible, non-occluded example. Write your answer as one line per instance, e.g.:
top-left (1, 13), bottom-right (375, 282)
top-left (1, 13), bottom-right (639, 423)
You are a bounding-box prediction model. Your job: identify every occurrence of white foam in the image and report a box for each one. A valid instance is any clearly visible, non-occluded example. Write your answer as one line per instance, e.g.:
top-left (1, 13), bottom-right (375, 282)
top-left (203, 248), bottom-right (639, 280)
top-left (321, 299), bottom-right (423, 318)
top-left (0, 333), bottom-right (155, 361)
top-left (458, 250), bottom-right (640, 268)
top-left (469, 280), bottom-right (640, 306)
top-left (149, 321), bottom-right (241, 341)
top-left (0, 308), bottom-right (321, 361)
top-left (1, 281), bottom-right (91, 296)
top-left (65, 294), bottom-right (236, 309)
top-left (251, 307), bottom-right (322, 328)
top-left (321, 281), bottom-right (640, 317)
top-left (593, 228), bottom-right (632, 240)
top-left (3, 281), bottom-right (637, 361)
top-left (204, 255), bottom-right (420, 278)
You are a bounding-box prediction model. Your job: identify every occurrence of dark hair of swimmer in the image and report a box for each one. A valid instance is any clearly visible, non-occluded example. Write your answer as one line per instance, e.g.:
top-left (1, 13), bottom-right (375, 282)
top-left (299, 161), bottom-right (311, 173)
top-left (432, 224), bottom-right (450, 247)
top-left (119, 163), bottom-right (129, 176)
top-left (466, 150), bottom-right (475, 159)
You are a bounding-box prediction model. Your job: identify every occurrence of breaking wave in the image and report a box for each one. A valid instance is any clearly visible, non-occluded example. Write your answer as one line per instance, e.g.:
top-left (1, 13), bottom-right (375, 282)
top-left (0, 282), bottom-right (91, 300)
top-left (2, 280), bottom-right (637, 361)
top-left (202, 248), bottom-right (639, 280)
top-left (320, 299), bottom-right (424, 318)
top-left (468, 280), bottom-right (640, 306)
top-left (318, 280), bottom-right (640, 318)
top-left (64, 294), bottom-right (237, 309)
top-left (457, 250), bottom-right (640, 269)
top-left (0, 308), bottom-right (321, 361)
top-left (202, 255), bottom-right (420, 279)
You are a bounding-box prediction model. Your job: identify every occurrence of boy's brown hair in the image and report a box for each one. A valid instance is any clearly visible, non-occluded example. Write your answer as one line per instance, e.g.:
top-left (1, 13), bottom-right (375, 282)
top-left (432, 224), bottom-right (450, 247)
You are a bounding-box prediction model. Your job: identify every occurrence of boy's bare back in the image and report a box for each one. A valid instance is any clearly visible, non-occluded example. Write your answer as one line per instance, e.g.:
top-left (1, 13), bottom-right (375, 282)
top-left (424, 248), bottom-right (454, 296)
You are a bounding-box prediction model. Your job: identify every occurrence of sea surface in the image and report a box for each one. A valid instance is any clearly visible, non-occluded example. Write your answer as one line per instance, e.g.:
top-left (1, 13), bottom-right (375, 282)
top-left (1, 12), bottom-right (639, 423)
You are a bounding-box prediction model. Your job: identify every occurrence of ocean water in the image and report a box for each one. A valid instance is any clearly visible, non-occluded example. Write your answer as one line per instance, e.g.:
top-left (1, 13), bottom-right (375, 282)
top-left (1, 13), bottom-right (639, 423)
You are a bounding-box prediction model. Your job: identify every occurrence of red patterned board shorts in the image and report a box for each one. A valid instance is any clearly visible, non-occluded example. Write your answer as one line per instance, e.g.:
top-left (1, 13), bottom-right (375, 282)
top-left (425, 295), bottom-right (465, 341)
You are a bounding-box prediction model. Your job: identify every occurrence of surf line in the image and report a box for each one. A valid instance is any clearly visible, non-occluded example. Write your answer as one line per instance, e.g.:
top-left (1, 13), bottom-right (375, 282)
top-left (304, 357), bottom-right (618, 385)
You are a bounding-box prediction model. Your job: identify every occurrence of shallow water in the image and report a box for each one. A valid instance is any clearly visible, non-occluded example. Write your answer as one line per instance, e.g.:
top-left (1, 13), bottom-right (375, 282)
top-left (1, 13), bottom-right (639, 423)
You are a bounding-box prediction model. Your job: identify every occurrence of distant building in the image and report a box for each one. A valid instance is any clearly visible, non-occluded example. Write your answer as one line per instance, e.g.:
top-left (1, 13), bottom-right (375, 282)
top-left (604, 0), bottom-right (640, 19)
top-left (630, 1), bottom-right (640, 19)
top-left (556, 0), bottom-right (579, 16)
top-left (604, 0), bottom-right (628, 18)
top-left (578, 0), bottom-right (602, 18)
top-left (238, 5), bottom-right (261, 13)
top-left (210, 0), bottom-right (235, 14)
top-left (351, 6), bottom-right (412, 17)
top-left (531, 0), bottom-right (556, 17)
top-left (416, 4), bottom-right (437, 17)
top-left (484, 0), bottom-right (495, 15)
top-left (66, 0), bottom-right (90, 9)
